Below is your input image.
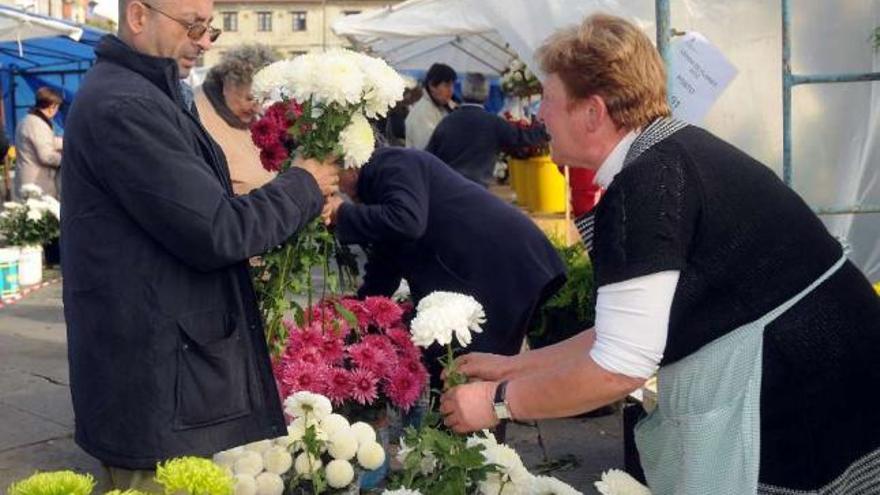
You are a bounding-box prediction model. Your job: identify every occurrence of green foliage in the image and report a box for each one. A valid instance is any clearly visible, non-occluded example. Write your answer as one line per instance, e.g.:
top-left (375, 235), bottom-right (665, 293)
top-left (528, 238), bottom-right (595, 344)
top-left (7, 471), bottom-right (96, 495)
top-left (0, 204), bottom-right (59, 247)
top-left (387, 410), bottom-right (497, 495)
top-left (154, 457), bottom-right (233, 495)
top-left (253, 219), bottom-right (359, 357)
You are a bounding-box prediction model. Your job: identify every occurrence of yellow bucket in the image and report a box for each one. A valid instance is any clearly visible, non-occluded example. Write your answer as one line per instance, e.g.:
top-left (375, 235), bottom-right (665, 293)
top-left (508, 158), bottom-right (530, 209)
top-left (528, 155), bottom-right (566, 214)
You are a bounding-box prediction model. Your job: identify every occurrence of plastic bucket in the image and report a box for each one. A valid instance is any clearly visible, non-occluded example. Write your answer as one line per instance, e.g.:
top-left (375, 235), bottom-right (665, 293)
top-left (0, 247), bottom-right (20, 298)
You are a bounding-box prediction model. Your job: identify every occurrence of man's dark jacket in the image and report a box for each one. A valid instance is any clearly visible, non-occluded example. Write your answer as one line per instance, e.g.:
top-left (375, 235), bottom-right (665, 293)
top-left (425, 104), bottom-right (547, 186)
top-left (336, 148), bottom-right (565, 384)
top-left (61, 36), bottom-right (324, 469)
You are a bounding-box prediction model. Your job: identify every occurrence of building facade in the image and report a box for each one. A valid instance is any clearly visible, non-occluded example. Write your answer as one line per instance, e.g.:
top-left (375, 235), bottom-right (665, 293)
top-left (205, 0), bottom-right (400, 67)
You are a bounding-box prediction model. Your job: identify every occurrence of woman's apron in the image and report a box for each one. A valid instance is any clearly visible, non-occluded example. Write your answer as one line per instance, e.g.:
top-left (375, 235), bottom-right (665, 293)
top-left (634, 253), bottom-right (847, 495)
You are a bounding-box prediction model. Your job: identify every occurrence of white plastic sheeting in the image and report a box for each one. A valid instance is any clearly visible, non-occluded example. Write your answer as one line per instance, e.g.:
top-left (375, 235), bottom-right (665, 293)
top-left (0, 5), bottom-right (82, 44)
top-left (337, 0), bottom-right (880, 281)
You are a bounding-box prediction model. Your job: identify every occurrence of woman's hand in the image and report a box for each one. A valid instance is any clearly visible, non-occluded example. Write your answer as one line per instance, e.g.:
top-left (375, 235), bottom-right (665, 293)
top-left (322, 194), bottom-right (344, 226)
top-left (295, 157), bottom-right (339, 197)
top-left (450, 352), bottom-right (515, 382)
top-left (440, 381), bottom-right (498, 434)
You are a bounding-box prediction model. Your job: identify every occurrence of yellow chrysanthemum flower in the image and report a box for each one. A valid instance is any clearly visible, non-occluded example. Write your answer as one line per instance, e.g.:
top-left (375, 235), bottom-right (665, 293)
top-left (8, 470), bottom-right (95, 495)
top-left (155, 457), bottom-right (233, 495)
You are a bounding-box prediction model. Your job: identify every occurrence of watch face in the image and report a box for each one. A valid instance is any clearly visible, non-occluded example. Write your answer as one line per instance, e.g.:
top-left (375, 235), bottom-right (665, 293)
top-left (494, 402), bottom-right (511, 420)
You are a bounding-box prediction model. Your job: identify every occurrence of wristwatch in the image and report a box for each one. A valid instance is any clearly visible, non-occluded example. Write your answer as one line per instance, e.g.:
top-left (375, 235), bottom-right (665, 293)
top-left (493, 380), bottom-right (512, 421)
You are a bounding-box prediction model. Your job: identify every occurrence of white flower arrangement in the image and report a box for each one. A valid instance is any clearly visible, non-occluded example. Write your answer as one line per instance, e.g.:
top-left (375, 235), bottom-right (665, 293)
top-left (214, 392), bottom-right (385, 494)
top-left (531, 475), bottom-right (583, 495)
top-left (466, 433), bottom-right (533, 495)
top-left (251, 48), bottom-right (405, 170)
top-left (594, 469), bottom-right (651, 495)
top-left (410, 291), bottom-right (486, 348)
top-left (1, 184), bottom-right (60, 247)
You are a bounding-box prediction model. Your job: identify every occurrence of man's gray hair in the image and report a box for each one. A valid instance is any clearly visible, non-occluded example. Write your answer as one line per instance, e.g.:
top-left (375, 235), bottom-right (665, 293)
top-left (207, 44), bottom-right (279, 89)
top-left (461, 72), bottom-right (489, 104)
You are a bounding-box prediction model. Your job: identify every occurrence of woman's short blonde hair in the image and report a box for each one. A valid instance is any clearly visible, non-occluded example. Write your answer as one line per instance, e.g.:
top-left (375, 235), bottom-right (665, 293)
top-left (536, 13), bottom-right (670, 129)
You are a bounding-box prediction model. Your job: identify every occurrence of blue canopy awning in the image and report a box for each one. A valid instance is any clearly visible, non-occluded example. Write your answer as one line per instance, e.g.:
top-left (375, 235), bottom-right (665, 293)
top-left (0, 6), bottom-right (106, 141)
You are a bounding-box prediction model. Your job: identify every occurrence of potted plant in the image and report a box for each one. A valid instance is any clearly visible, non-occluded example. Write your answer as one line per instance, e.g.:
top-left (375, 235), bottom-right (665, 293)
top-left (528, 239), bottom-right (595, 350)
top-left (0, 184), bottom-right (60, 286)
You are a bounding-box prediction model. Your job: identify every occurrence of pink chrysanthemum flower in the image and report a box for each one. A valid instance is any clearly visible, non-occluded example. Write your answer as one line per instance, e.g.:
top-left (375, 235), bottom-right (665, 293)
top-left (325, 367), bottom-right (353, 404)
top-left (278, 362), bottom-right (328, 397)
top-left (348, 341), bottom-right (388, 375)
top-left (287, 325), bottom-right (323, 351)
top-left (387, 366), bottom-right (424, 411)
top-left (364, 296), bottom-right (404, 329)
top-left (319, 333), bottom-right (345, 364)
top-left (349, 368), bottom-right (379, 405)
top-left (340, 298), bottom-right (371, 330)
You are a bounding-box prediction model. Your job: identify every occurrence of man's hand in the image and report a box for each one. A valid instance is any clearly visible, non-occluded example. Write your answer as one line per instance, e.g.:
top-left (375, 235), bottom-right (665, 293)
top-left (322, 194), bottom-right (344, 226)
top-left (450, 352), bottom-right (514, 382)
top-left (295, 157), bottom-right (339, 197)
top-left (440, 381), bottom-right (499, 434)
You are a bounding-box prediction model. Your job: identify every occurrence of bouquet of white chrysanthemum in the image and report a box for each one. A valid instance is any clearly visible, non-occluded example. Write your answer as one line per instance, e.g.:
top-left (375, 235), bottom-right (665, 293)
top-left (214, 391), bottom-right (386, 495)
top-left (248, 49), bottom-right (405, 358)
top-left (0, 184), bottom-right (60, 247)
top-left (410, 291), bottom-right (485, 388)
top-left (594, 469), bottom-right (651, 495)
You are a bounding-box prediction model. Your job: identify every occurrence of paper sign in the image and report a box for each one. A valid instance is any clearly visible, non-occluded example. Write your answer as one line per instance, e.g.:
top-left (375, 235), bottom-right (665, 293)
top-left (668, 32), bottom-right (738, 125)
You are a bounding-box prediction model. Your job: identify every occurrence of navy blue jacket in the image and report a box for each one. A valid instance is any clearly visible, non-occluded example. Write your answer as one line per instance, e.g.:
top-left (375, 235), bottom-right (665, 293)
top-left (335, 148), bottom-right (565, 367)
top-left (61, 36), bottom-right (323, 468)
top-left (425, 104), bottom-right (547, 186)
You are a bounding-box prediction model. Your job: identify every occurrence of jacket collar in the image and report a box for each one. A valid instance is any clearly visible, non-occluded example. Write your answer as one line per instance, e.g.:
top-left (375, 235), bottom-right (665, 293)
top-left (95, 35), bottom-right (187, 109)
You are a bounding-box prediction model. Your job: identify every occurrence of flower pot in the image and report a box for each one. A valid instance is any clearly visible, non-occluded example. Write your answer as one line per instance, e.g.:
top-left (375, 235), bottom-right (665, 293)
top-left (18, 245), bottom-right (43, 286)
top-left (0, 247), bottom-right (20, 299)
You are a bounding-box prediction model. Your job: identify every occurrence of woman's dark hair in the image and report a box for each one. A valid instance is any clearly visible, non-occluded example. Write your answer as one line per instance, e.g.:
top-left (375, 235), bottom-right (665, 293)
top-left (35, 87), bottom-right (63, 109)
top-left (424, 63), bottom-right (457, 89)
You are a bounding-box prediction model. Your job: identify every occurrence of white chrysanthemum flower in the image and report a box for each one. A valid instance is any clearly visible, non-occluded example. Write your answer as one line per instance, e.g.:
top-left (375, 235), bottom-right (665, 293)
top-left (419, 453), bottom-right (437, 475)
top-left (410, 291), bottom-right (486, 348)
top-left (594, 469), bottom-right (651, 495)
top-left (263, 446), bottom-right (293, 474)
top-left (327, 429), bottom-right (358, 460)
top-left (326, 459), bottom-right (355, 488)
top-left (233, 450), bottom-right (264, 477)
top-left (354, 52), bottom-right (406, 118)
top-left (532, 475), bottom-right (583, 495)
top-left (349, 421), bottom-right (377, 446)
top-left (357, 441), bottom-right (386, 470)
top-left (233, 474), bottom-right (257, 495)
top-left (20, 183), bottom-right (43, 198)
top-left (40, 196), bottom-right (60, 219)
top-left (320, 413), bottom-right (350, 437)
top-left (3, 201), bottom-right (24, 210)
top-left (339, 112), bottom-right (375, 169)
top-left (213, 449), bottom-right (241, 469)
top-left (382, 490), bottom-right (424, 495)
top-left (294, 452), bottom-right (323, 479)
top-left (274, 433), bottom-right (296, 450)
top-left (284, 391), bottom-right (332, 420)
top-left (467, 434), bottom-right (532, 495)
top-left (245, 439), bottom-right (273, 454)
top-left (395, 438), bottom-right (413, 465)
top-left (254, 472), bottom-right (285, 495)
top-left (311, 49), bottom-right (366, 106)
top-left (252, 59), bottom-right (298, 103)
top-left (26, 208), bottom-right (42, 222)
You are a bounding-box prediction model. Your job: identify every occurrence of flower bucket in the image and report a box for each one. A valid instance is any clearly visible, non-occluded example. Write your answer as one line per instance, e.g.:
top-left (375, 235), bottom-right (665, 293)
top-left (18, 245), bottom-right (43, 286)
top-left (0, 247), bottom-right (20, 299)
top-left (358, 411), bottom-right (391, 490)
top-left (529, 155), bottom-right (566, 214)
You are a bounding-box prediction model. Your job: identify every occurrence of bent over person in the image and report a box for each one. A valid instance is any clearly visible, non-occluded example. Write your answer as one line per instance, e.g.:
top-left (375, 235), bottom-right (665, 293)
top-left (440, 13), bottom-right (880, 495)
top-left (61, 0), bottom-right (336, 489)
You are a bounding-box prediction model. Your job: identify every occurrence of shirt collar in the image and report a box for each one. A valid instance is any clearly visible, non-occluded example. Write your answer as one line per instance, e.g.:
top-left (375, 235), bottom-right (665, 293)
top-left (594, 129), bottom-right (640, 188)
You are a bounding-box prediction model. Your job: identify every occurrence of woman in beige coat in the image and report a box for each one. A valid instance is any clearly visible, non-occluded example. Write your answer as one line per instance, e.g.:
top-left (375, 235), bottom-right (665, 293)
top-left (15, 87), bottom-right (63, 199)
top-left (194, 44), bottom-right (278, 195)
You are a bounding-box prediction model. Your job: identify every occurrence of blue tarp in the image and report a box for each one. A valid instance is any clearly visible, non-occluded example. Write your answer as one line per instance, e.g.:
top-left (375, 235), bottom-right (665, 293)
top-left (0, 7), bottom-right (105, 142)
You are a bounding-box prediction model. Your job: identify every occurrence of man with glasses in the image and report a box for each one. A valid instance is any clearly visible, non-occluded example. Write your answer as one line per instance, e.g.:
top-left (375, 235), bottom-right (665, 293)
top-left (60, 0), bottom-right (338, 489)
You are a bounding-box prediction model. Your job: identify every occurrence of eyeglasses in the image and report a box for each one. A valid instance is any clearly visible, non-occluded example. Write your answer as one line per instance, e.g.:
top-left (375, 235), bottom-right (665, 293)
top-left (141, 2), bottom-right (221, 42)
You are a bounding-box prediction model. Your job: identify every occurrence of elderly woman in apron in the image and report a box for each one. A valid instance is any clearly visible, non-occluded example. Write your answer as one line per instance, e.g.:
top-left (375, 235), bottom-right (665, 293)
top-left (439, 13), bottom-right (880, 495)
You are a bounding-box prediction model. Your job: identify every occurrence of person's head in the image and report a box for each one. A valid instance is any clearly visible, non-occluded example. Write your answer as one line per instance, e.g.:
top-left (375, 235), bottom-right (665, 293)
top-left (118, 0), bottom-right (220, 78)
top-left (34, 87), bottom-right (63, 119)
top-left (461, 73), bottom-right (489, 104)
top-left (424, 63), bottom-right (457, 106)
top-left (338, 167), bottom-right (360, 201)
top-left (206, 44), bottom-right (278, 124)
top-left (536, 13), bottom-right (670, 169)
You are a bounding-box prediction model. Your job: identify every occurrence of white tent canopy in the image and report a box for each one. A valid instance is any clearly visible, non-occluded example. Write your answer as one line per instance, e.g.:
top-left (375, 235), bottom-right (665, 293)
top-left (0, 5), bottom-right (82, 44)
top-left (336, 0), bottom-right (880, 281)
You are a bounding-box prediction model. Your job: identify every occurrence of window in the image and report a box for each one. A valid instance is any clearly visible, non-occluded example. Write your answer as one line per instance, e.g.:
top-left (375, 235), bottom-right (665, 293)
top-left (343, 10), bottom-right (362, 16)
top-left (291, 11), bottom-right (306, 31)
top-left (221, 12), bottom-right (237, 32)
top-left (257, 11), bottom-right (272, 32)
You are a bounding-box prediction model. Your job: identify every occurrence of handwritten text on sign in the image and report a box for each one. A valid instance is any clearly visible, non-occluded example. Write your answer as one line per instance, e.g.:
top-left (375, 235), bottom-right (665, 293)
top-left (668, 32), bottom-right (738, 125)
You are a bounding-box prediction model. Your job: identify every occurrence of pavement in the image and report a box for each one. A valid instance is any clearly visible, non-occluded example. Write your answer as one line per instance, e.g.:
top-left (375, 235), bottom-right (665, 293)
top-left (0, 280), bottom-right (624, 494)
